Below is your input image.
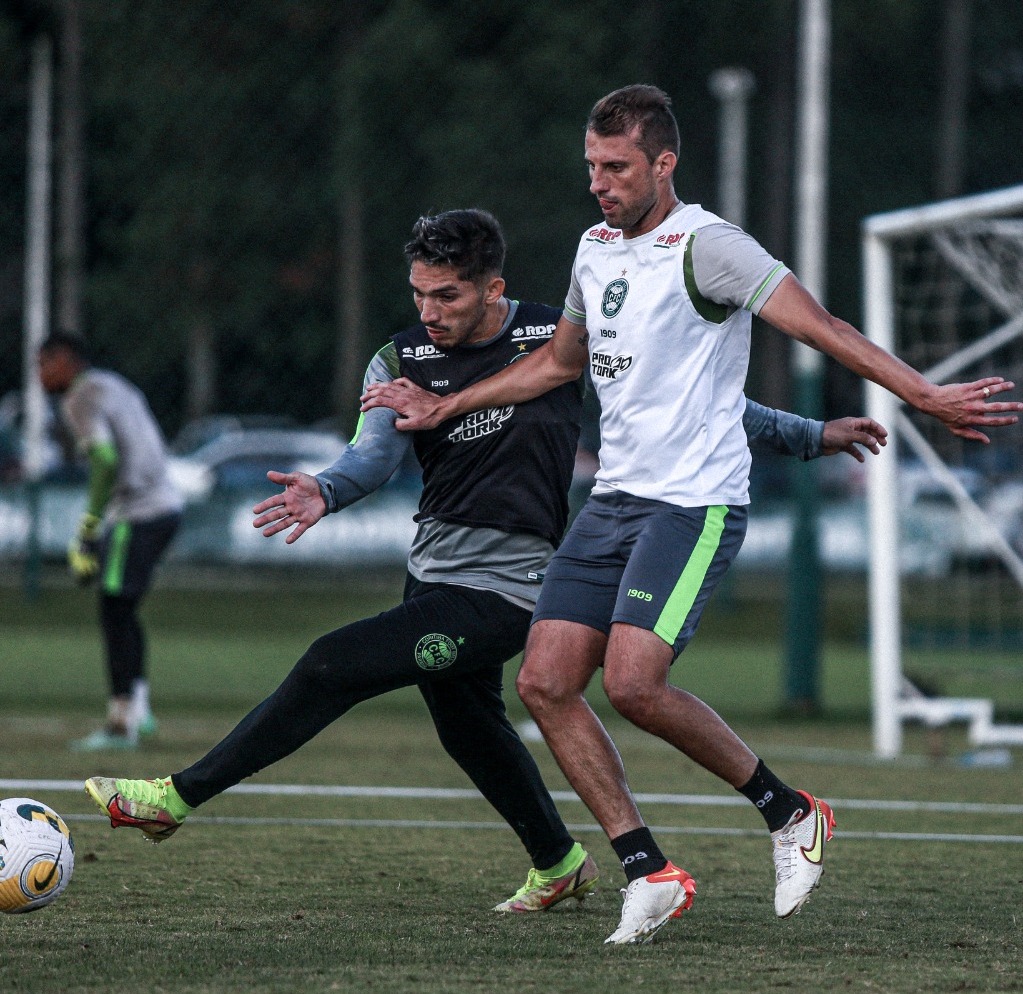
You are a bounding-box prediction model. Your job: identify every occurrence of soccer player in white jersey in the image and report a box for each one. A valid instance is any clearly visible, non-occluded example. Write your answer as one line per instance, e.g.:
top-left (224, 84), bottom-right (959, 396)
top-left (83, 207), bottom-right (880, 919)
top-left (362, 85), bottom-right (1023, 944)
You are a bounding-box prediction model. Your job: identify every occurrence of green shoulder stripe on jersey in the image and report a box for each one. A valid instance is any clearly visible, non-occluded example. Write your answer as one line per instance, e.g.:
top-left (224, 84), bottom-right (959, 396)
top-left (746, 262), bottom-right (787, 311)
top-left (352, 342), bottom-right (401, 445)
top-left (86, 441), bottom-right (119, 518)
top-left (377, 341), bottom-right (401, 379)
top-left (102, 519), bottom-right (132, 596)
top-left (652, 505), bottom-right (728, 646)
top-left (683, 232), bottom-right (730, 324)
top-left (350, 412), bottom-right (366, 445)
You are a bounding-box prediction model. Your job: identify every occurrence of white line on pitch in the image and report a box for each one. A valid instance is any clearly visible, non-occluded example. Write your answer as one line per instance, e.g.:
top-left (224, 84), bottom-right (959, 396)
top-left (3, 778), bottom-right (1022, 816)
top-left (60, 811), bottom-right (1023, 844)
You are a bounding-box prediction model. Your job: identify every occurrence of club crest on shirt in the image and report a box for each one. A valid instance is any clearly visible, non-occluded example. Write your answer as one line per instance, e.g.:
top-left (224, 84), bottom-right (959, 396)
top-left (601, 278), bottom-right (629, 318)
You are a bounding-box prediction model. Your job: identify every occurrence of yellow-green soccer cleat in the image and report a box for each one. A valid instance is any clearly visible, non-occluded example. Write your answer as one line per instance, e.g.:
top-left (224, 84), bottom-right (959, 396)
top-left (84, 776), bottom-right (191, 844)
top-left (494, 844), bottom-right (599, 912)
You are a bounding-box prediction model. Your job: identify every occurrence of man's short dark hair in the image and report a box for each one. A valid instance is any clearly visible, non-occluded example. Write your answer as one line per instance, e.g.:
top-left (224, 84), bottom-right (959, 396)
top-left (404, 209), bottom-right (506, 284)
top-left (39, 331), bottom-right (90, 363)
top-left (587, 84), bottom-right (681, 163)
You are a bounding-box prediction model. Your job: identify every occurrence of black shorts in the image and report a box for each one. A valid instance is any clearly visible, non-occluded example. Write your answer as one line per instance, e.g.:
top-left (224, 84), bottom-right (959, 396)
top-left (533, 491), bottom-right (747, 657)
top-left (100, 512), bottom-right (181, 599)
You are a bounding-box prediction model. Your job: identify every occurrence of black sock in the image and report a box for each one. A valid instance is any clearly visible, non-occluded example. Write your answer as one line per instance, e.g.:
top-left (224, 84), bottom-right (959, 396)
top-left (737, 759), bottom-right (810, 833)
top-left (610, 827), bottom-right (667, 883)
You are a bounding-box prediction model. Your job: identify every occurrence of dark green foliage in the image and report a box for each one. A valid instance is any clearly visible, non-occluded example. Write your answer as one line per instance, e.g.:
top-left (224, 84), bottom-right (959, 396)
top-left (1, 1), bottom-right (1022, 435)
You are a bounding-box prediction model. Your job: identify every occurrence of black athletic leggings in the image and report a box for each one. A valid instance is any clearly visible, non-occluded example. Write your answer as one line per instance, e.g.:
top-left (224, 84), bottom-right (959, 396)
top-left (174, 576), bottom-right (573, 869)
top-left (98, 512), bottom-right (181, 697)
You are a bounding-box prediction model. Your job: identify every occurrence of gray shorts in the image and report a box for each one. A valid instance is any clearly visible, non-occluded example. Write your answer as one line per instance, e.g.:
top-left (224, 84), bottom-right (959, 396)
top-left (533, 491), bottom-right (747, 657)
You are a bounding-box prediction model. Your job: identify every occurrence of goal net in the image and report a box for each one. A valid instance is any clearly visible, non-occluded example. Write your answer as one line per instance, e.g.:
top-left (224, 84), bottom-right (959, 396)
top-left (862, 185), bottom-right (1023, 758)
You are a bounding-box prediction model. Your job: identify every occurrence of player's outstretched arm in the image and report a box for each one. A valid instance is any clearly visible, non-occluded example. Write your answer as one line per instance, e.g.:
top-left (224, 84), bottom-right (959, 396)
top-left (253, 470), bottom-right (326, 544)
top-left (759, 274), bottom-right (1023, 443)
top-left (361, 314), bottom-right (589, 430)
top-left (820, 416), bottom-right (887, 462)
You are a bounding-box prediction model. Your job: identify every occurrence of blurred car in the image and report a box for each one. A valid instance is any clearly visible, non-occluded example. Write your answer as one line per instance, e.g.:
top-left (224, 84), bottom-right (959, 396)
top-left (740, 461), bottom-right (1020, 576)
top-left (981, 480), bottom-right (1023, 558)
top-left (0, 389), bottom-right (81, 483)
top-left (167, 427), bottom-right (347, 502)
top-left (169, 413), bottom-right (300, 457)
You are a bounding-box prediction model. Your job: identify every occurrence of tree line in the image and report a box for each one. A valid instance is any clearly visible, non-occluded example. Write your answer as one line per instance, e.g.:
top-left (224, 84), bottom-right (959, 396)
top-left (1, 0), bottom-right (1020, 441)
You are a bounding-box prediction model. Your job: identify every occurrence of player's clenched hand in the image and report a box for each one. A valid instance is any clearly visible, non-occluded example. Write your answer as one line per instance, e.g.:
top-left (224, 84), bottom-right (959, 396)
top-left (820, 417), bottom-right (888, 462)
top-left (252, 470), bottom-right (326, 544)
top-left (919, 378), bottom-right (1023, 443)
top-left (361, 378), bottom-right (447, 431)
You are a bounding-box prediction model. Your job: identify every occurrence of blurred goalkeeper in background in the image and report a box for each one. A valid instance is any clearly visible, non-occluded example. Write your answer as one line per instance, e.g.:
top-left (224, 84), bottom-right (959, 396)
top-left (85, 209), bottom-right (885, 916)
top-left (38, 332), bottom-right (183, 751)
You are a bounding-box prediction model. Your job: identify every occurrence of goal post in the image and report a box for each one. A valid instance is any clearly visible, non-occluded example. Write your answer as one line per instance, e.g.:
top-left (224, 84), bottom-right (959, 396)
top-left (862, 185), bottom-right (1023, 758)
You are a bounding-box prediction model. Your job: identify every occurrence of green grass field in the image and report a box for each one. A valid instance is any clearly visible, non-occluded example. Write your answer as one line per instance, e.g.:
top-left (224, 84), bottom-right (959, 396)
top-left (1, 570), bottom-right (1021, 993)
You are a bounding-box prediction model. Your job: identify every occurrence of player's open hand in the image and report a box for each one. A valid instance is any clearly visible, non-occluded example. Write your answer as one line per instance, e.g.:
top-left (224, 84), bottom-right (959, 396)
top-left (820, 416), bottom-right (888, 462)
top-left (252, 470), bottom-right (326, 543)
top-left (361, 378), bottom-right (446, 431)
top-left (921, 378), bottom-right (1023, 443)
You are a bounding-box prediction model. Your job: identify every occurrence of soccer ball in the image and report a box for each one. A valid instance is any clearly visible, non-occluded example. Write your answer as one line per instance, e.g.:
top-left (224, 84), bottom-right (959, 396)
top-left (0, 797), bottom-right (75, 914)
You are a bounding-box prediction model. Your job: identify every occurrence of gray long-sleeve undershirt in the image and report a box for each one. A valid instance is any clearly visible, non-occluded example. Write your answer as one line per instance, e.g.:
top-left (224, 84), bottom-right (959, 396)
top-left (315, 395), bottom-right (824, 514)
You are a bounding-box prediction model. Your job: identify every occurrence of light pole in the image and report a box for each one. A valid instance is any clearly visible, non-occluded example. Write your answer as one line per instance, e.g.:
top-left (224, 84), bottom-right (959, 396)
top-left (22, 32), bottom-right (54, 599)
top-left (709, 67), bottom-right (756, 227)
top-left (785, 0), bottom-right (831, 710)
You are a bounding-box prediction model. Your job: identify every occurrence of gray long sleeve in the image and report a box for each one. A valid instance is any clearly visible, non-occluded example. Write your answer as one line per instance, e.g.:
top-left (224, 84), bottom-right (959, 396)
top-left (743, 398), bottom-right (824, 461)
top-left (315, 406), bottom-right (413, 513)
top-left (315, 344), bottom-right (414, 512)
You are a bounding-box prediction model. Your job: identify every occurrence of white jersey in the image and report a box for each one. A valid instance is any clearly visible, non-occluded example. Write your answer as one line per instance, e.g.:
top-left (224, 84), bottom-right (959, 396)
top-left (564, 202), bottom-right (789, 507)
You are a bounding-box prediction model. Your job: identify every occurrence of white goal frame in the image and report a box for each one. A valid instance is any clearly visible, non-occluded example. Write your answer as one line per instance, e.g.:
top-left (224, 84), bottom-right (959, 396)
top-left (863, 185), bottom-right (1023, 758)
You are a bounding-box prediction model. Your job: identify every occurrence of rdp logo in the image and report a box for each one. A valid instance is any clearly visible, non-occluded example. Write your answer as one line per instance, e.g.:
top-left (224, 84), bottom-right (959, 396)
top-left (656, 231), bottom-right (686, 249)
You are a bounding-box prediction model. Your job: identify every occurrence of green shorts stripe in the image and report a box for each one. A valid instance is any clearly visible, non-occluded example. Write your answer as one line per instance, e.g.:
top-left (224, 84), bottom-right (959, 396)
top-left (652, 505), bottom-right (728, 646)
top-left (101, 520), bottom-right (133, 596)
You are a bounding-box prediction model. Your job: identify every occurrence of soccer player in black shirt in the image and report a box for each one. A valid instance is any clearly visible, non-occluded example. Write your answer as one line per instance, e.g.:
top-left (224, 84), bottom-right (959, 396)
top-left (86, 209), bottom-right (885, 916)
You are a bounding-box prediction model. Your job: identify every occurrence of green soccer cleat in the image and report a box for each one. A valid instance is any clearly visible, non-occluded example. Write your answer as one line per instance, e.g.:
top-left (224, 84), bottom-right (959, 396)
top-left (84, 776), bottom-right (191, 844)
top-left (494, 844), bottom-right (599, 912)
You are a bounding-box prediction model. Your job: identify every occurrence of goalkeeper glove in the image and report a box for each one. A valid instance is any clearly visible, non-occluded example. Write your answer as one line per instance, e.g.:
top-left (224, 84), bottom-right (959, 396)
top-left (68, 513), bottom-right (102, 585)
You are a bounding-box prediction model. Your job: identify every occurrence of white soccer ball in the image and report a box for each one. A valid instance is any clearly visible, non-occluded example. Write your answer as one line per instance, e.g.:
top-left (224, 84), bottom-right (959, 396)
top-left (0, 797), bottom-right (75, 914)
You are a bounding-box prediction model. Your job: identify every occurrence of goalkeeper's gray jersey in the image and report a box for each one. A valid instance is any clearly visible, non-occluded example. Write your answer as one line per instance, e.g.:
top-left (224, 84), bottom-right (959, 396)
top-left (62, 369), bottom-right (183, 522)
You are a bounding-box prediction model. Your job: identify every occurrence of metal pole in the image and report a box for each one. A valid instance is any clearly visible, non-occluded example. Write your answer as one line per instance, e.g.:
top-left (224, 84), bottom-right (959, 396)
top-left (708, 68), bottom-right (755, 227)
top-left (862, 231), bottom-right (902, 756)
top-left (22, 33), bottom-right (54, 599)
top-left (784, 0), bottom-right (830, 709)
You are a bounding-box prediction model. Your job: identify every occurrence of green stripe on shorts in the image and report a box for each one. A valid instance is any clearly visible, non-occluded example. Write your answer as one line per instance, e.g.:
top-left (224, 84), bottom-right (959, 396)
top-left (652, 505), bottom-right (728, 645)
top-left (102, 520), bottom-right (132, 596)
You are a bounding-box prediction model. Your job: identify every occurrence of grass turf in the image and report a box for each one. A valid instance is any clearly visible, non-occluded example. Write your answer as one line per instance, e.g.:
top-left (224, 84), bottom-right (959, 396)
top-left (1, 571), bottom-right (1021, 992)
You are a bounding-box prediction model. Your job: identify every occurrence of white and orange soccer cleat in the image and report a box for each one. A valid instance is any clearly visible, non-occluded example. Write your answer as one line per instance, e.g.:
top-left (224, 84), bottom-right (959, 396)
top-left (772, 790), bottom-right (835, 918)
top-left (604, 860), bottom-right (696, 945)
